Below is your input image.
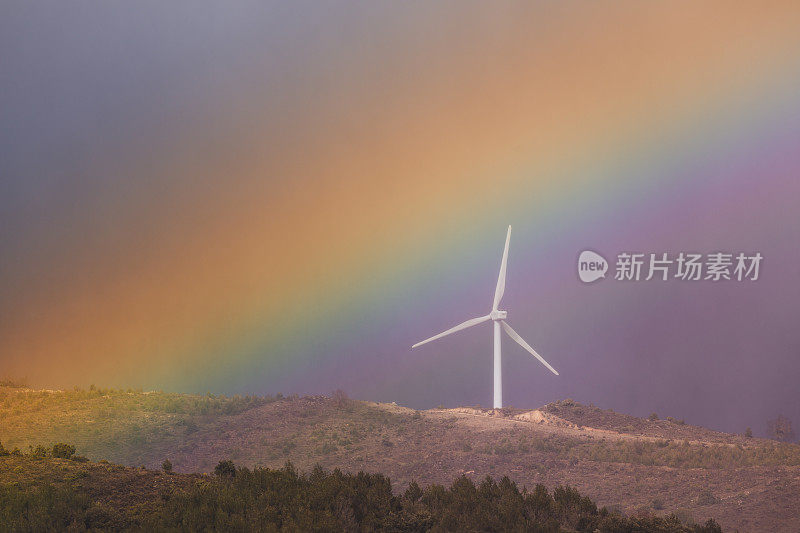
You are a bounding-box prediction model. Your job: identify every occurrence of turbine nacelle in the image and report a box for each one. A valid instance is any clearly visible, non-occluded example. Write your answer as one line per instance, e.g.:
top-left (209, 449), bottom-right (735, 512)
top-left (489, 309), bottom-right (507, 321)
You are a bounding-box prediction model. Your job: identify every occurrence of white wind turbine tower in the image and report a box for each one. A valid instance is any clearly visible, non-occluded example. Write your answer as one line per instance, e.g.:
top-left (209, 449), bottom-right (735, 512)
top-left (411, 226), bottom-right (558, 409)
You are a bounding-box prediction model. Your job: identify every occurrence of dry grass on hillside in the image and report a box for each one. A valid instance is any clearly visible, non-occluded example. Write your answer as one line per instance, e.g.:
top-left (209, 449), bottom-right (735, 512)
top-left (2, 386), bottom-right (800, 531)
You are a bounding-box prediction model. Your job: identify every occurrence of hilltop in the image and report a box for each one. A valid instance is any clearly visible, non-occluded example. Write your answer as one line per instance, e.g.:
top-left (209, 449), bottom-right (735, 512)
top-left (2, 386), bottom-right (799, 531)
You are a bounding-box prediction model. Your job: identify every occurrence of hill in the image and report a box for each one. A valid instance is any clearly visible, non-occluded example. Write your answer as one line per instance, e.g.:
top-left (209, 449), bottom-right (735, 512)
top-left (2, 386), bottom-right (799, 531)
top-left (0, 453), bottom-right (726, 532)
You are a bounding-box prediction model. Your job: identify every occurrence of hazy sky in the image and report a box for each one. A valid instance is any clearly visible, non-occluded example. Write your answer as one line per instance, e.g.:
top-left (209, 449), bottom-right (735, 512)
top-left (2, 2), bottom-right (799, 436)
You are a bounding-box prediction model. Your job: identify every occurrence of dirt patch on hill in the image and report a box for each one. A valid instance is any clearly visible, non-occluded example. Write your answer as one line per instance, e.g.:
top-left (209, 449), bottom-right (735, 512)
top-left (542, 400), bottom-right (754, 445)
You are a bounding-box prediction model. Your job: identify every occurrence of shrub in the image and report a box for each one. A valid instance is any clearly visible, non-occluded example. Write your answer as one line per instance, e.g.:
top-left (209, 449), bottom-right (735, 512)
top-left (0, 442), bottom-right (8, 456)
top-left (767, 415), bottom-right (796, 442)
top-left (31, 445), bottom-right (48, 458)
top-left (648, 413), bottom-right (659, 421)
top-left (652, 498), bottom-right (665, 510)
top-left (745, 427), bottom-right (753, 438)
top-left (0, 377), bottom-right (27, 388)
top-left (332, 389), bottom-right (350, 409)
top-left (404, 480), bottom-right (422, 502)
top-left (697, 489), bottom-right (718, 506)
top-left (0, 483), bottom-right (92, 530)
top-left (700, 518), bottom-right (723, 532)
top-left (214, 460), bottom-right (236, 479)
top-left (52, 443), bottom-right (76, 459)
top-left (162, 459), bottom-right (173, 474)
top-left (673, 508), bottom-right (694, 525)
top-left (494, 442), bottom-right (516, 456)
top-left (320, 442), bottom-right (337, 454)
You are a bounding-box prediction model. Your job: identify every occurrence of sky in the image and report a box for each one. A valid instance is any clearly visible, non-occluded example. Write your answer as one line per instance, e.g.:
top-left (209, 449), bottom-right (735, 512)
top-left (1, 2), bottom-right (799, 436)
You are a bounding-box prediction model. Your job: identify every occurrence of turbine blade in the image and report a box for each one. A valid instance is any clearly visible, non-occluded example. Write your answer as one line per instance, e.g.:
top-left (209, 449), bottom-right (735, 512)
top-left (412, 315), bottom-right (491, 349)
top-left (492, 225), bottom-right (512, 310)
top-left (501, 320), bottom-right (559, 375)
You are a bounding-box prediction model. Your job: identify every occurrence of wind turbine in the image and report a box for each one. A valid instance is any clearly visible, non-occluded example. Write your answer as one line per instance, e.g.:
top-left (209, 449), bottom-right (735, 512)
top-left (411, 225), bottom-right (558, 409)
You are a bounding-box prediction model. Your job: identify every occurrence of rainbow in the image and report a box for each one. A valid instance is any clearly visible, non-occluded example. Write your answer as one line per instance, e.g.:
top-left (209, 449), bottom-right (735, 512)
top-left (2, 3), bottom-right (800, 428)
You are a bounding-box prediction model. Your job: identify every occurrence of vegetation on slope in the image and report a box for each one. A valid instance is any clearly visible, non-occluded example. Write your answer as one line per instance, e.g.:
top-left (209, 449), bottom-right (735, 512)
top-left (3, 387), bottom-right (800, 531)
top-left (491, 431), bottom-right (800, 469)
top-left (3, 387), bottom-right (799, 473)
top-left (0, 451), bottom-right (723, 532)
top-left (0, 385), bottom-right (276, 465)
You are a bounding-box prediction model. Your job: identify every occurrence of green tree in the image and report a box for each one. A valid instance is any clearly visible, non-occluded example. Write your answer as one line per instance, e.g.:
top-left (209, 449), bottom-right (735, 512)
top-left (214, 459), bottom-right (236, 479)
top-left (404, 481), bottom-right (422, 502)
